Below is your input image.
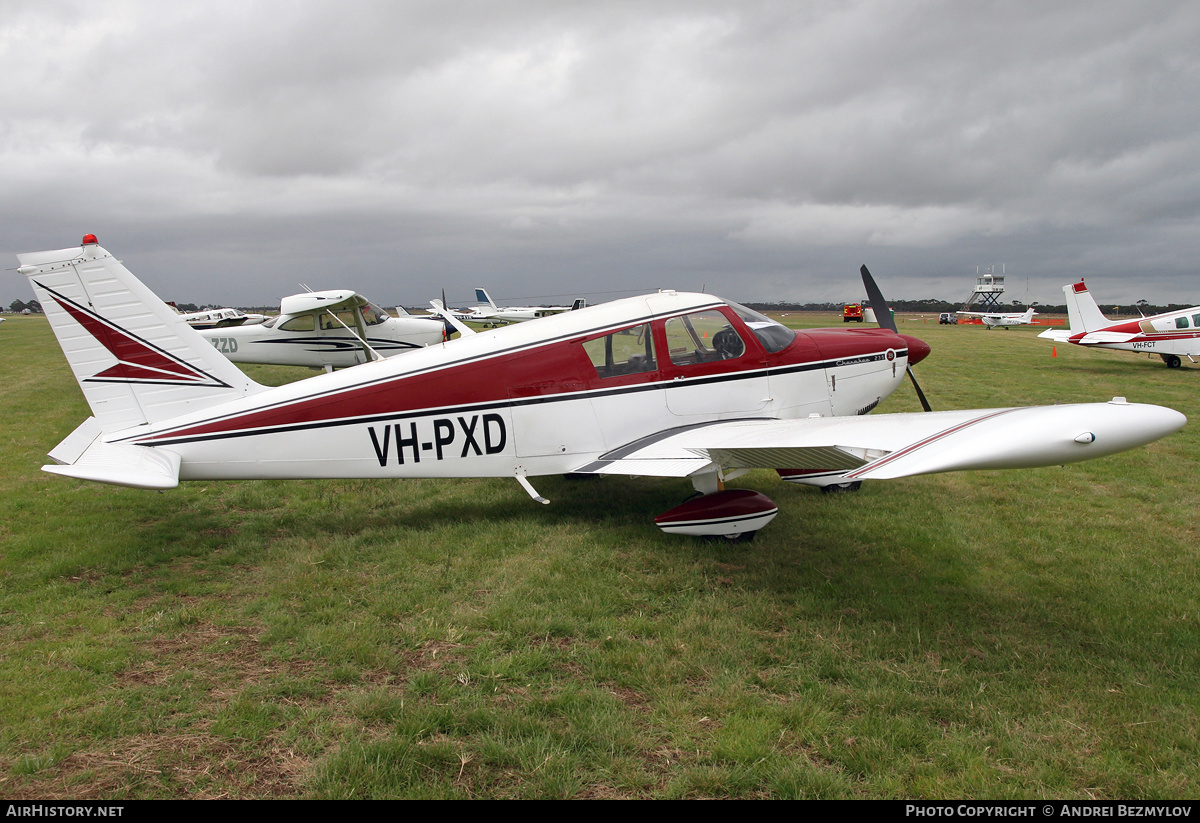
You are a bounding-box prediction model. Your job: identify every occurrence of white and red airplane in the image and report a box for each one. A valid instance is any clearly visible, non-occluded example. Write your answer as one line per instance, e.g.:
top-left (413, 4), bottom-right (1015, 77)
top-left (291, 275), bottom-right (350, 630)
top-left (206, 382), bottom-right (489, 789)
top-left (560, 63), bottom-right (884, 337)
top-left (18, 236), bottom-right (1186, 540)
top-left (956, 306), bottom-right (1037, 329)
top-left (1039, 281), bottom-right (1200, 368)
top-left (198, 290), bottom-right (446, 371)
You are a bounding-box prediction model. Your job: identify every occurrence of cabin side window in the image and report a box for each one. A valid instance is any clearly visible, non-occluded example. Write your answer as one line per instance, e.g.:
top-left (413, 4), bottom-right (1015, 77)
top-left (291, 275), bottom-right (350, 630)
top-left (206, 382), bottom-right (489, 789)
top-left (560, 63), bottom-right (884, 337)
top-left (582, 324), bottom-right (656, 378)
top-left (279, 315), bottom-right (315, 331)
top-left (1176, 316), bottom-right (1190, 329)
top-left (664, 310), bottom-right (746, 366)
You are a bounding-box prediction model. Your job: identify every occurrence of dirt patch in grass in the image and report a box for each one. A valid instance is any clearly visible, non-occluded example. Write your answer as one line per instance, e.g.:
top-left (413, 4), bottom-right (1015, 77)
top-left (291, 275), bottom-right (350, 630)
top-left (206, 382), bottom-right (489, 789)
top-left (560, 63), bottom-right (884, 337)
top-left (8, 623), bottom-right (321, 799)
top-left (8, 731), bottom-right (306, 800)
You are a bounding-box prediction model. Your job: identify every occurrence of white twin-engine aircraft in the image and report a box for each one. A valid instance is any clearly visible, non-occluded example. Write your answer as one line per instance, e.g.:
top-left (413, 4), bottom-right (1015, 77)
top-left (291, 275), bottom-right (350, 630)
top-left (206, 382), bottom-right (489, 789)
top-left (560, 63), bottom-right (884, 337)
top-left (956, 307), bottom-right (1037, 329)
top-left (198, 290), bottom-right (446, 371)
top-left (1039, 280), bottom-right (1200, 368)
top-left (19, 236), bottom-right (1186, 540)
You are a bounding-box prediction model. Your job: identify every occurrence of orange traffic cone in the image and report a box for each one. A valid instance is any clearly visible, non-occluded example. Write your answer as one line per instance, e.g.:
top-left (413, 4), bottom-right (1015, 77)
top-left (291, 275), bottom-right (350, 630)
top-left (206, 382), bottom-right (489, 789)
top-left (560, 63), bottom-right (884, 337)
top-left (1052, 347), bottom-right (1057, 358)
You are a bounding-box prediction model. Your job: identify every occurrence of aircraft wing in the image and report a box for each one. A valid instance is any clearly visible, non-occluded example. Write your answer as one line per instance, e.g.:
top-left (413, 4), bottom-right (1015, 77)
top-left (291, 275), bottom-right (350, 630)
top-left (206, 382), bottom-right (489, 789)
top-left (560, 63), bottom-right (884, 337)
top-left (428, 299), bottom-right (478, 336)
top-left (279, 290), bottom-right (367, 316)
top-left (572, 401), bottom-right (1184, 482)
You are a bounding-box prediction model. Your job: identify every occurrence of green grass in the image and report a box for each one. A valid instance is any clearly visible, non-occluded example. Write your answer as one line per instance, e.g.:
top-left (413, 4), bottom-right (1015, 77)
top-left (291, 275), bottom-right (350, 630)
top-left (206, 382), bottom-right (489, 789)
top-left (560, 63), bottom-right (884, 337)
top-left (1, 312), bottom-right (1198, 798)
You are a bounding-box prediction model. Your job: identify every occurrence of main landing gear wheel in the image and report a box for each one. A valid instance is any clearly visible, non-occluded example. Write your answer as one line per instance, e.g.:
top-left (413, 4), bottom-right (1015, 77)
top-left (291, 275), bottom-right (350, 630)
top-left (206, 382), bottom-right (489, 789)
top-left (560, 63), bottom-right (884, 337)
top-left (820, 481), bottom-right (863, 494)
top-left (711, 530), bottom-right (757, 544)
top-left (1161, 354), bottom-right (1182, 368)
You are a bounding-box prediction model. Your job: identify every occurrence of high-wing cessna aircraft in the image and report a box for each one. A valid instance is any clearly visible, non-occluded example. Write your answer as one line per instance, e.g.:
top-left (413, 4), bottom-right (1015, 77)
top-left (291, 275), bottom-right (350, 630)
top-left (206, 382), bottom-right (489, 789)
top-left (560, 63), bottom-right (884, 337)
top-left (19, 237), bottom-right (1186, 539)
top-left (435, 288), bottom-right (586, 326)
top-left (956, 307), bottom-right (1037, 329)
top-left (199, 290), bottom-right (446, 370)
top-left (1039, 281), bottom-right (1200, 368)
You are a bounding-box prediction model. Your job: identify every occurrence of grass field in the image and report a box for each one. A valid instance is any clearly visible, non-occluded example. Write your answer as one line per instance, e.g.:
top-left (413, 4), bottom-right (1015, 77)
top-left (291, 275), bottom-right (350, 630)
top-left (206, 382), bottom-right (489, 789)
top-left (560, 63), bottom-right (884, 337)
top-left (1, 312), bottom-right (1197, 799)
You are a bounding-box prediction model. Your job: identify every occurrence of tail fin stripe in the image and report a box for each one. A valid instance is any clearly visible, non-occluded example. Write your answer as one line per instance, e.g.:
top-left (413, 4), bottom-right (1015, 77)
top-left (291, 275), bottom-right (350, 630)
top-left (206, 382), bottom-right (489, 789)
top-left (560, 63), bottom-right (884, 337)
top-left (38, 281), bottom-right (231, 388)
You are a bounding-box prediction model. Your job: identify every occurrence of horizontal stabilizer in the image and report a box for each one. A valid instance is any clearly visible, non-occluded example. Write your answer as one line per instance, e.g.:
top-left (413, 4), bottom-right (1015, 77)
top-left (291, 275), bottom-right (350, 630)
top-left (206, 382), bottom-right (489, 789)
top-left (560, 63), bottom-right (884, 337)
top-left (43, 439), bottom-right (181, 490)
top-left (1038, 329), bottom-right (1072, 342)
top-left (1077, 331), bottom-right (1140, 345)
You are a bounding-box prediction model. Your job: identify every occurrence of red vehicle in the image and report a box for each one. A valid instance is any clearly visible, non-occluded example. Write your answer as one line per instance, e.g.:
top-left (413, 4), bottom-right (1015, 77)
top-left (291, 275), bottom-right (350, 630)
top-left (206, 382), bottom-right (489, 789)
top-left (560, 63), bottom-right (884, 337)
top-left (843, 303), bottom-right (864, 322)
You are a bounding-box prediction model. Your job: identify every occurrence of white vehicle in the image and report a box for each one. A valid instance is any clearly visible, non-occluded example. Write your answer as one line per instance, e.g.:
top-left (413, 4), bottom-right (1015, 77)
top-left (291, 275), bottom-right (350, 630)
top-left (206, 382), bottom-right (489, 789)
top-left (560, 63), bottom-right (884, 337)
top-left (19, 237), bottom-right (1186, 540)
top-left (956, 307), bottom-right (1037, 329)
top-left (1039, 281), bottom-right (1200, 368)
top-left (199, 290), bottom-right (446, 370)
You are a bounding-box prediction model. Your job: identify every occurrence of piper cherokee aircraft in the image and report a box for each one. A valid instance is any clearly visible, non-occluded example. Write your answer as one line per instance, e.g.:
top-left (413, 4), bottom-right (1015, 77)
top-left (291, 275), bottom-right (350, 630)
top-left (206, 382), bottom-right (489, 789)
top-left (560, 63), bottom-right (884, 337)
top-left (198, 290), bottom-right (446, 371)
top-left (956, 307), bottom-right (1037, 329)
top-left (18, 236), bottom-right (1186, 540)
top-left (435, 288), bottom-right (586, 326)
top-left (1038, 281), bottom-right (1200, 368)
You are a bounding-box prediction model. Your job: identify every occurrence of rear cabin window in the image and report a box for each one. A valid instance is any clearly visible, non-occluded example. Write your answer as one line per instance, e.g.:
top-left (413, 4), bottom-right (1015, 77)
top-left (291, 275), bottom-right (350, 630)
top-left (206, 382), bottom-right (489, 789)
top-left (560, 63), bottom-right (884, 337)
top-left (1177, 316), bottom-right (1191, 329)
top-left (665, 310), bottom-right (746, 365)
top-left (583, 324), bottom-right (656, 378)
top-left (279, 315), bottom-right (315, 331)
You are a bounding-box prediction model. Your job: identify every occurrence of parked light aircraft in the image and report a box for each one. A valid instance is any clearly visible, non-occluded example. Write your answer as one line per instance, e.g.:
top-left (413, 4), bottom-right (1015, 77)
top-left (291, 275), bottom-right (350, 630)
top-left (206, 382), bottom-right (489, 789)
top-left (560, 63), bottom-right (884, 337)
top-left (170, 304), bottom-right (266, 329)
top-left (19, 236), bottom-right (1186, 540)
top-left (435, 288), bottom-right (586, 326)
top-left (198, 290), bottom-right (446, 371)
top-left (1038, 281), bottom-right (1200, 368)
top-left (957, 307), bottom-right (1037, 329)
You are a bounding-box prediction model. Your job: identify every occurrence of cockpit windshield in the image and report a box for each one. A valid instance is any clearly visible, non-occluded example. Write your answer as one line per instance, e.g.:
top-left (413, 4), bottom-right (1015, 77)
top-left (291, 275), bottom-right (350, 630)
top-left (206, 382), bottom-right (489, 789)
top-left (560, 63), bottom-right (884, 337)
top-left (362, 303), bottom-right (390, 326)
top-left (727, 302), bottom-right (796, 353)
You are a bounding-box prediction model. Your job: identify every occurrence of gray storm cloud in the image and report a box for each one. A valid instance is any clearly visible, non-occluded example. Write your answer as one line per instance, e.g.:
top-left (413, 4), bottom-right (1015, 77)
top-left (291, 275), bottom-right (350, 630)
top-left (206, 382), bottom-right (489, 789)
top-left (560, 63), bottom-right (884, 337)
top-left (3, 0), bottom-right (1198, 308)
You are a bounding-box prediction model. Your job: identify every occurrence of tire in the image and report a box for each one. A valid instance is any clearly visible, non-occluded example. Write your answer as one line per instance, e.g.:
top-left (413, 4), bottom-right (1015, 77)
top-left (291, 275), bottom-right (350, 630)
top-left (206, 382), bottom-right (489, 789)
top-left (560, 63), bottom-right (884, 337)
top-left (820, 481), bottom-right (863, 494)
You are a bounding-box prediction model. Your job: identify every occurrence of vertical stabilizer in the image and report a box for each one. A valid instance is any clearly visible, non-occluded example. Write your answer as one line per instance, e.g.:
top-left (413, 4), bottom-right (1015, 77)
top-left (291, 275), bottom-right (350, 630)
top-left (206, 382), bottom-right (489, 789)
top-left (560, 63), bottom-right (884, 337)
top-left (1062, 281), bottom-right (1111, 334)
top-left (474, 288), bottom-right (499, 310)
top-left (18, 236), bottom-right (264, 432)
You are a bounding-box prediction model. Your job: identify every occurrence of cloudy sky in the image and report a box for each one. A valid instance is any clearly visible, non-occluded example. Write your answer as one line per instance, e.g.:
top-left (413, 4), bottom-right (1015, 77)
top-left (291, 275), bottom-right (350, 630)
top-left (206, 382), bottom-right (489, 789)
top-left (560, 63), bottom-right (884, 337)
top-left (3, 0), bottom-right (1199, 309)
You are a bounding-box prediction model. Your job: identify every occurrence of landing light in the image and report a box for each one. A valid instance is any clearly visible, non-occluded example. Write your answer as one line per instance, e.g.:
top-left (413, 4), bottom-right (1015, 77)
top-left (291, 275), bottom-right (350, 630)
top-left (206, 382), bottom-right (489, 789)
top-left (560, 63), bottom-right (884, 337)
top-left (1075, 433), bottom-right (1096, 444)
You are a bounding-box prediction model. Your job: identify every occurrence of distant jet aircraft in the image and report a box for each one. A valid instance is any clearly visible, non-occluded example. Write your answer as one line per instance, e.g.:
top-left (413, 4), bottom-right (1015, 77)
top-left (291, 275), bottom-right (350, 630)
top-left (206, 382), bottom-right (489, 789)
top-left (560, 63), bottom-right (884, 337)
top-left (1039, 281), bottom-right (1200, 368)
top-left (434, 288), bottom-right (586, 326)
top-left (956, 307), bottom-right (1038, 329)
top-left (198, 289), bottom-right (446, 371)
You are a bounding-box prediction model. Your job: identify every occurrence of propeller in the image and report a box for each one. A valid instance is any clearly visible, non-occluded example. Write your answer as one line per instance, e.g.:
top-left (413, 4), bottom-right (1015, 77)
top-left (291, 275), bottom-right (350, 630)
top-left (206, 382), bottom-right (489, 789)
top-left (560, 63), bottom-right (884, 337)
top-left (860, 265), bottom-right (933, 412)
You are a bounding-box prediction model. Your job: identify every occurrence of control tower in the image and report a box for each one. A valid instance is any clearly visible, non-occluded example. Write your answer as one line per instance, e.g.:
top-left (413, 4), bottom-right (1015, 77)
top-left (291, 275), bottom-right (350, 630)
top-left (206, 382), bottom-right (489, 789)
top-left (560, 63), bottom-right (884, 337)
top-left (960, 265), bottom-right (1006, 312)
